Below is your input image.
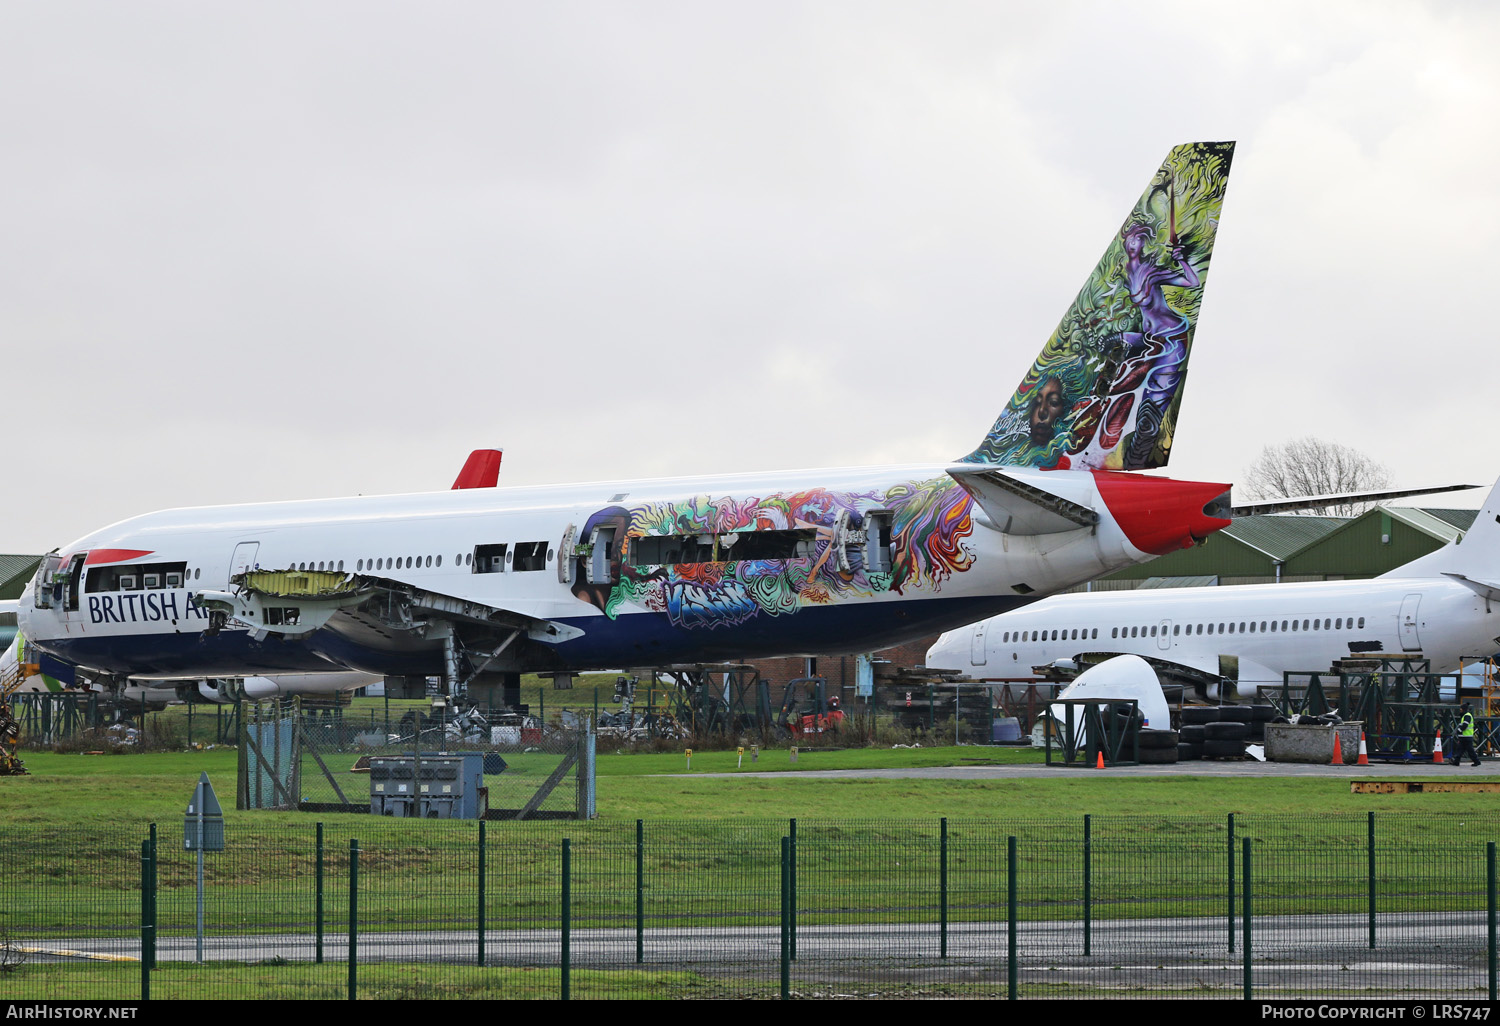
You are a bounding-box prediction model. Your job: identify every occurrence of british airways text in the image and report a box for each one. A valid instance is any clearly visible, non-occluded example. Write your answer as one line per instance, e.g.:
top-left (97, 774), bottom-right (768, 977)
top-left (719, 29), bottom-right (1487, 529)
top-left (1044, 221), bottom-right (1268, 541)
top-left (87, 592), bottom-right (210, 624)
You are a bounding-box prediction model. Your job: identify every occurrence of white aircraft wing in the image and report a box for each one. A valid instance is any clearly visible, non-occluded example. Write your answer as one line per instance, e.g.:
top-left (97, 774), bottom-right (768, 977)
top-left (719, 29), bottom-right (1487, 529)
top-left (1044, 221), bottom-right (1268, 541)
top-left (1230, 483), bottom-right (1479, 516)
top-left (197, 570), bottom-right (584, 646)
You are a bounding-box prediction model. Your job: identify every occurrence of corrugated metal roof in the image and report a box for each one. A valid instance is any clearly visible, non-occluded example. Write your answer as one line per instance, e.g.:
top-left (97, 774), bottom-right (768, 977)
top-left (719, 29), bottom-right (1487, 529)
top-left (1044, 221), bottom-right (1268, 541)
top-left (0, 555), bottom-right (40, 588)
top-left (0, 554), bottom-right (41, 600)
top-left (1415, 508), bottom-right (1479, 532)
top-left (1383, 507), bottom-right (1464, 544)
top-left (1138, 575), bottom-right (1220, 589)
top-left (1221, 515), bottom-right (1347, 560)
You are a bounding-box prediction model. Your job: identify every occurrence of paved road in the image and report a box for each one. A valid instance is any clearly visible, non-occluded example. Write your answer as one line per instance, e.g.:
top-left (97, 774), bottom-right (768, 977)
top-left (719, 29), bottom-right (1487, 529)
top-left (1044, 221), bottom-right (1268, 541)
top-left (26, 911), bottom-right (1491, 997)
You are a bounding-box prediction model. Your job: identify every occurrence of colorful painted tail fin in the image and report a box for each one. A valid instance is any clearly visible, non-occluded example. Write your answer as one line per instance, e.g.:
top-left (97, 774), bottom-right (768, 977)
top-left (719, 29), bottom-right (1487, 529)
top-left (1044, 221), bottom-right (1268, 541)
top-left (962, 141), bottom-right (1235, 471)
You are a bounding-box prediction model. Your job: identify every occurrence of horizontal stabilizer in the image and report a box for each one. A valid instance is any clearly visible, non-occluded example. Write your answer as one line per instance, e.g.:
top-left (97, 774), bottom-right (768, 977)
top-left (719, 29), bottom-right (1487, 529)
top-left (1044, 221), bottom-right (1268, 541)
top-left (946, 465), bottom-right (1098, 536)
top-left (1231, 483), bottom-right (1479, 517)
top-left (1442, 572), bottom-right (1500, 603)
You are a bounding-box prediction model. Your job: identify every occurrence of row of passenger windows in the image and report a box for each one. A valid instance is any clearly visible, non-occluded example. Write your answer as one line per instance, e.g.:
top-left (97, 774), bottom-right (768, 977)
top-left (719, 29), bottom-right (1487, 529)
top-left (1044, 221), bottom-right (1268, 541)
top-left (296, 546), bottom-right (557, 575)
top-left (1002, 616), bottom-right (1369, 644)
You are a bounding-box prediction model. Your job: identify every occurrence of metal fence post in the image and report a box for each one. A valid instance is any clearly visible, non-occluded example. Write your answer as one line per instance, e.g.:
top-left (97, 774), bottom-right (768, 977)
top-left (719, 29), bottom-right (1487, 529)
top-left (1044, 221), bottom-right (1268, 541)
top-left (348, 839), bottom-right (359, 1002)
top-left (940, 817), bottom-right (948, 958)
top-left (561, 837), bottom-right (571, 1001)
top-left (316, 822), bottom-right (324, 964)
top-left (780, 835), bottom-right (791, 1000)
top-left (147, 823), bottom-right (157, 972)
top-left (636, 819), bottom-right (644, 963)
top-left (1083, 814), bottom-right (1092, 956)
top-left (1368, 810), bottom-right (1377, 949)
top-left (139, 840), bottom-right (152, 1001)
top-left (789, 817), bottom-right (797, 961)
top-left (1007, 835), bottom-right (1018, 1001)
top-left (1242, 837), bottom-right (1252, 1000)
top-left (478, 821), bottom-right (486, 966)
top-left (1489, 841), bottom-right (1497, 1003)
top-left (1226, 812), bottom-right (1235, 953)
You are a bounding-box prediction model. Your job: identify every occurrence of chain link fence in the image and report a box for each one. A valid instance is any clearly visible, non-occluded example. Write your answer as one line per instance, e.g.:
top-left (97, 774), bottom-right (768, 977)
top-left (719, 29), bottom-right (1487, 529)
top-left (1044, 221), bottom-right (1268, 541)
top-left (6, 813), bottom-right (1499, 1000)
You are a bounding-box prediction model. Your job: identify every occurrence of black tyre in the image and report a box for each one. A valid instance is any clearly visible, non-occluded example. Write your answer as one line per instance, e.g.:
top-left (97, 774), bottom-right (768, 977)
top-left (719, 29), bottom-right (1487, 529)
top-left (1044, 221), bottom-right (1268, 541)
top-left (1181, 706), bottom-right (1220, 725)
top-left (1138, 729), bottom-right (1179, 750)
top-left (1177, 742), bottom-right (1201, 760)
top-left (1203, 738), bottom-right (1245, 758)
top-left (1179, 724), bottom-right (1207, 743)
top-left (1217, 705), bottom-right (1254, 723)
top-left (1204, 721), bottom-right (1250, 741)
top-left (1138, 746), bottom-right (1179, 764)
top-left (1250, 705), bottom-right (1277, 722)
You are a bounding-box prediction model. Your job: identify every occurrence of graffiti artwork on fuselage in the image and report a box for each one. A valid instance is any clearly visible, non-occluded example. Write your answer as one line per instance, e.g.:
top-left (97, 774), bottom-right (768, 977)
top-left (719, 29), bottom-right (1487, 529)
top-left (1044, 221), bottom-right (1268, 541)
top-left (571, 478), bottom-right (975, 630)
top-left (964, 140), bottom-right (1235, 472)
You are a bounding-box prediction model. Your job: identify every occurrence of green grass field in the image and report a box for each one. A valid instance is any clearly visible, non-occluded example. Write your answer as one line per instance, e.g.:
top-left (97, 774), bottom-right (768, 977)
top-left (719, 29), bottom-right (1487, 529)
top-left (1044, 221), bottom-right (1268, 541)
top-left (7, 733), bottom-right (1500, 1000)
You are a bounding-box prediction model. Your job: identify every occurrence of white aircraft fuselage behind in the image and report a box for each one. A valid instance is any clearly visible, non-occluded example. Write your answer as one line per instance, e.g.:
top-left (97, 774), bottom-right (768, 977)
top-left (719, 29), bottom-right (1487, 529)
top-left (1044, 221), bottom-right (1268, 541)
top-left (931, 576), bottom-right (1498, 699)
top-left (929, 477), bottom-right (1500, 700)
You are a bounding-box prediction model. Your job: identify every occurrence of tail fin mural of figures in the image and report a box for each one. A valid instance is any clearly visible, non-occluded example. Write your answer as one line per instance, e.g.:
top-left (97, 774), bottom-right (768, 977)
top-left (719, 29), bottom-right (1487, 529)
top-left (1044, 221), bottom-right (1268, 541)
top-left (963, 140), bottom-right (1235, 472)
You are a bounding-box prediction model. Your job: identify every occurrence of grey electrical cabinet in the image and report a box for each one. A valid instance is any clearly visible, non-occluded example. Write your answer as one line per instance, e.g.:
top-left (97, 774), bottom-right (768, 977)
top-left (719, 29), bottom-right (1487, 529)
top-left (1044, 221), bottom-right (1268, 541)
top-left (370, 752), bottom-right (485, 819)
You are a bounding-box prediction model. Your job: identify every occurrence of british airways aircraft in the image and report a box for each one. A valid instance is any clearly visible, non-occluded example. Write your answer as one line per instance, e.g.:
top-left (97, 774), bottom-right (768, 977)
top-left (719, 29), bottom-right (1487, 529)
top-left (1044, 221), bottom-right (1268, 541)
top-left (19, 142), bottom-right (1239, 697)
top-left (928, 476), bottom-right (1500, 701)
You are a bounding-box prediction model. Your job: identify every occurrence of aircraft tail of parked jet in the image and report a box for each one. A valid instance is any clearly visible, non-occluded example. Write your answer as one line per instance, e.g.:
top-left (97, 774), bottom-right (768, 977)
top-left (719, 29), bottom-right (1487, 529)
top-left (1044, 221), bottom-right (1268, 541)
top-left (965, 141), bottom-right (1235, 472)
top-left (1384, 475), bottom-right (1500, 592)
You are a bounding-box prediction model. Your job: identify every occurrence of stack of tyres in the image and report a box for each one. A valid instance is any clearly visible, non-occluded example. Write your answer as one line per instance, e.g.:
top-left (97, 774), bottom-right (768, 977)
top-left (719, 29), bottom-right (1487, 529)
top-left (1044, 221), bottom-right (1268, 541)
top-left (1138, 728), bottom-right (1180, 763)
top-left (1204, 713), bottom-right (1250, 758)
top-left (1178, 705), bottom-right (1217, 760)
top-left (1178, 724), bottom-right (1206, 761)
top-left (1247, 704), bottom-right (1276, 741)
top-left (1177, 705), bottom-right (1278, 758)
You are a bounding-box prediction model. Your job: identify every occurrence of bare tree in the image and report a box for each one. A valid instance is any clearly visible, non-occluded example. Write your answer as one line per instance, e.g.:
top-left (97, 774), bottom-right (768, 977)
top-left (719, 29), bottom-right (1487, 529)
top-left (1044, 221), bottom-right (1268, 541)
top-left (1242, 438), bottom-right (1393, 517)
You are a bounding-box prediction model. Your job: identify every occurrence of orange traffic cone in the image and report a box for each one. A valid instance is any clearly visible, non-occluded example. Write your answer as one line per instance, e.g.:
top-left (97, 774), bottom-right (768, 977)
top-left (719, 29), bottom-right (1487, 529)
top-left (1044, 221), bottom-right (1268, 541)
top-left (1433, 729), bottom-right (1445, 764)
top-left (1357, 732), bottom-right (1369, 766)
top-left (1096, 750), bottom-right (1105, 769)
top-left (1331, 732), bottom-right (1344, 766)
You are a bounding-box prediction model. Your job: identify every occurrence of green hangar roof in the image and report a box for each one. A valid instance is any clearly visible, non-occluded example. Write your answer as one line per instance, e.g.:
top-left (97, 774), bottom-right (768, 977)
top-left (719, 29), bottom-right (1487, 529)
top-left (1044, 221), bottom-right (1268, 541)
top-left (0, 555), bottom-right (41, 601)
top-left (1092, 505), bottom-right (1476, 589)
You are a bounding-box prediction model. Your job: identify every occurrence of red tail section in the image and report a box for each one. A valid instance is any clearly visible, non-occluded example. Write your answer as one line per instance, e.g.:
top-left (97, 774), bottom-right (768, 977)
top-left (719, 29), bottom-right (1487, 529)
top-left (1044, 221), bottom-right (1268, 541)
top-left (1092, 471), bottom-right (1232, 556)
top-left (451, 449), bottom-right (503, 490)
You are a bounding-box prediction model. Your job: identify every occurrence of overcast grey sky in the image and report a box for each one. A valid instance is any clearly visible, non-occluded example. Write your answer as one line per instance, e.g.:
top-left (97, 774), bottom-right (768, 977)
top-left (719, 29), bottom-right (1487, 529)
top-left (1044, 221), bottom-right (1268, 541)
top-left (5, 1), bottom-right (1497, 553)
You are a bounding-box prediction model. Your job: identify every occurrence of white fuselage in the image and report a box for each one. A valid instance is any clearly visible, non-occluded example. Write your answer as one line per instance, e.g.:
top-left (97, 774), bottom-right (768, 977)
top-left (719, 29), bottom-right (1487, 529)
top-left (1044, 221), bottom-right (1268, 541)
top-left (928, 576), bottom-right (1500, 700)
top-left (19, 463), bottom-right (1210, 682)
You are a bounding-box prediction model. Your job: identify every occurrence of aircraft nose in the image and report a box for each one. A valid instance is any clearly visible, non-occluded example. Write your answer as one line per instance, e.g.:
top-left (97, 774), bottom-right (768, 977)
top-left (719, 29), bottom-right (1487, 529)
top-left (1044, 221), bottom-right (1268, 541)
top-left (1091, 472), bottom-right (1234, 556)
